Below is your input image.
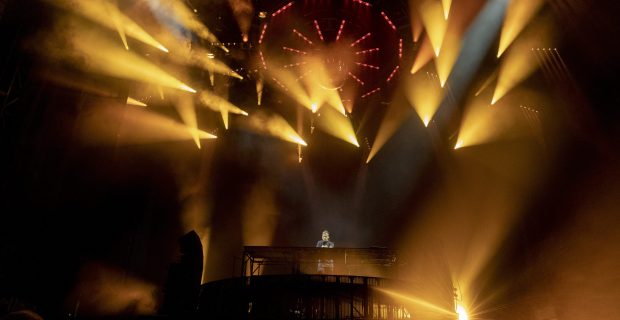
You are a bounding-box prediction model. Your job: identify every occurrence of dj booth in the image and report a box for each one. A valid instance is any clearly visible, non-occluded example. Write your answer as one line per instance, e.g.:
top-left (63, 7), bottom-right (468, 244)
top-left (241, 246), bottom-right (400, 278)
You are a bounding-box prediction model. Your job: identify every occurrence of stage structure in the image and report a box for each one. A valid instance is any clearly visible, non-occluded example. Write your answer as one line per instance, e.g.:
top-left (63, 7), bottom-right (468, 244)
top-left (199, 246), bottom-right (455, 319)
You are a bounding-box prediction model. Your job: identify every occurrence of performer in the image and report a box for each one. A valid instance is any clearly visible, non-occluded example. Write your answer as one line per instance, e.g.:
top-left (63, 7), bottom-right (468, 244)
top-left (316, 230), bottom-right (334, 273)
top-left (316, 230), bottom-right (335, 248)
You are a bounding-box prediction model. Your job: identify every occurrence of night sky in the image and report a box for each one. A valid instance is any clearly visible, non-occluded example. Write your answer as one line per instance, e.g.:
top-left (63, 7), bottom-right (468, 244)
top-left (1, 0), bottom-right (619, 319)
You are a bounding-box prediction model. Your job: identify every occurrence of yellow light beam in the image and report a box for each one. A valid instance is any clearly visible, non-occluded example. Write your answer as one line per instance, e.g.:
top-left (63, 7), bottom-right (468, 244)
top-left (497, 0), bottom-right (545, 57)
top-left (315, 106), bottom-right (359, 147)
top-left (175, 94), bottom-right (201, 148)
top-left (106, 1), bottom-right (128, 50)
top-left (410, 36), bottom-right (435, 74)
top-left (366, 99), bottom-right (411, 163)
top-left (126, 97), bottom-right (147, 107)
top-left (435, 28), bottom-right (462, 87)
top-left (492, 17), bottom-right (553, 104)
top-left (242, 111), bottom-right (307, 145)
top-left (441, 0), bottom-right (452, 19)
top-left (455, 96), bottom-right (510, 149)
top-left (475, 70), bottom-right (498, 96)
top-left (47, 22), bottom-right (195, 93)
top-left (82, 103), bottom-right (216, 146)
top-left (198, 90), bottom-right (249, 128)
top-left (267, 67), bottom-right (313, 109)
top-left (406, 68), bottom-right (445, 127)
top-left (48, 0), bottom-right (168, 52)
top-left (419, 0), bottom-right (448, 56)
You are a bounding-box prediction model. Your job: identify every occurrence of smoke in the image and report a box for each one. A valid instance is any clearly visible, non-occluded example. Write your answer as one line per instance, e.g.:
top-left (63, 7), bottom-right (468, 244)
top-left (228, 0), bottom-right (254, 40)
top-left (66, 263), bottom-right (157, 316)
top-left (241, 179), bottom-right (279, 246)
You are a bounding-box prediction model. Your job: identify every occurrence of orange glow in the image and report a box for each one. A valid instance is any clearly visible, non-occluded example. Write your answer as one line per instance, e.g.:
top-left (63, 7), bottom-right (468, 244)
top-left (497, 0), bottom-right (545, 57)
top-left (68, 263), bottom-right (157, 316)
top-left (242, 181), bottom-right (279, 248)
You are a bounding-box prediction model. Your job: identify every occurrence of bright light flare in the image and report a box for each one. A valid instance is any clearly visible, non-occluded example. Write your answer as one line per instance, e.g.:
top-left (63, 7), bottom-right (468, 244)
top-left (456, 305), bottom-right (468, 320)
top-left (497, 0), bottom-right (545, 57)
top-left (47, 0), bottom-right (168, 52)
top-left (492, 18), bottom-right (553, 104)
top-left (419, 0), bottom-right (448, 56)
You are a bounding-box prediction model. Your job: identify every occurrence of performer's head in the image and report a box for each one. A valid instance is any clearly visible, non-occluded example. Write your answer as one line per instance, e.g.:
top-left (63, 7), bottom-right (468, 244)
top-left (322, 230), bottom-right (330, 241)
